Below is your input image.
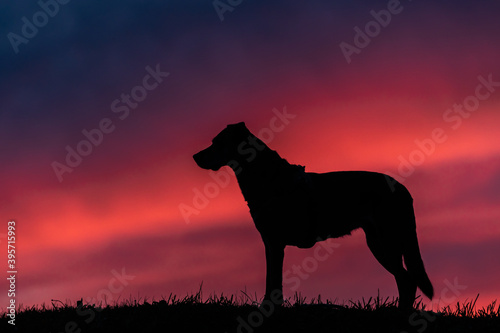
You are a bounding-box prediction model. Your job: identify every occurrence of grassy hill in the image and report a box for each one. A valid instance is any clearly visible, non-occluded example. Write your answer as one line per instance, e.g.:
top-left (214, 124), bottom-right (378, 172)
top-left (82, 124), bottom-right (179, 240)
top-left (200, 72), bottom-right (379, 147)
top-left (1, 292), bottom-right (499, 333)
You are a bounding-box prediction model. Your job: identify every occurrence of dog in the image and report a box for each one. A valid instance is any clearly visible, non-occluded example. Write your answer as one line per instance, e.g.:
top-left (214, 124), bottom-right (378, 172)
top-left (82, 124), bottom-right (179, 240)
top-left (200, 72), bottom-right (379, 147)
top-left (193, 122), bottom-right (433, 309)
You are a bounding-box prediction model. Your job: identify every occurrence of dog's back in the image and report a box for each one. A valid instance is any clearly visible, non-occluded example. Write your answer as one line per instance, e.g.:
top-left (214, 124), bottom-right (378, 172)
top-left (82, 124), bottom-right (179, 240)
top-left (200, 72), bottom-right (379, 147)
top-left (248, 165), bottom-right (414, 248)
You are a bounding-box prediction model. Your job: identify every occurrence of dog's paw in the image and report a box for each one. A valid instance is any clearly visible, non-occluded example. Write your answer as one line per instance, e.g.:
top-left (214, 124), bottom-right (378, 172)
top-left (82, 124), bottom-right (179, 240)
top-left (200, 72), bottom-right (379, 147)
top-left (261, 290), bottom-right (283, 309)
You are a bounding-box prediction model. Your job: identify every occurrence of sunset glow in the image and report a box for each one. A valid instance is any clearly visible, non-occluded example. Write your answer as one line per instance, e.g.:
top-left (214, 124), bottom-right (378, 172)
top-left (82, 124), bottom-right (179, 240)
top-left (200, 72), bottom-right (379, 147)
top-left (1, 0), bottom-right (499, 314)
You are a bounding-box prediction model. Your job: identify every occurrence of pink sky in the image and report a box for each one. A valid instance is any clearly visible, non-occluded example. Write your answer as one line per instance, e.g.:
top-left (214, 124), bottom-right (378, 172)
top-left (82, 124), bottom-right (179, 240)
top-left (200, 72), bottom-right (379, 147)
top-left (1, 0), bottom-right (500, 313)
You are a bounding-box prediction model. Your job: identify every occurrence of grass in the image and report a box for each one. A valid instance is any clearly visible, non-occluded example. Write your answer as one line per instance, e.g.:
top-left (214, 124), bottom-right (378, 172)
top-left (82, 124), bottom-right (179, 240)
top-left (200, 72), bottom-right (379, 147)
top-left (1, 289), bottom-right (499, 333)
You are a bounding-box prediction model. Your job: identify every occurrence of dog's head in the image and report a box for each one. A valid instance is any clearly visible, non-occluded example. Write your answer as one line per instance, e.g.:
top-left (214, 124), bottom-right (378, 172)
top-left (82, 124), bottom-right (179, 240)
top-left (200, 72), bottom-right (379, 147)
top-left (193, 122), bottom-right (250, 171)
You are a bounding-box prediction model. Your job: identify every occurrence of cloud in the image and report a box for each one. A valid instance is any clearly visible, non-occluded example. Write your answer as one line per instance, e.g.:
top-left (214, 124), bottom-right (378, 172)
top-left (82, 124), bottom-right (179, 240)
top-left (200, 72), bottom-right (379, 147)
top-left (10, 220), bottom-right (499, 309)
top-left (2, 0), bottom-right (500, 311)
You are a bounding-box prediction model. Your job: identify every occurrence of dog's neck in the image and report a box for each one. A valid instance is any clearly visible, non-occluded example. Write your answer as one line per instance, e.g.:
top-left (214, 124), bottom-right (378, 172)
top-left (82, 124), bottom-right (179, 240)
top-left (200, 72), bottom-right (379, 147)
top-left (229, 139), bottom-right (297, 208)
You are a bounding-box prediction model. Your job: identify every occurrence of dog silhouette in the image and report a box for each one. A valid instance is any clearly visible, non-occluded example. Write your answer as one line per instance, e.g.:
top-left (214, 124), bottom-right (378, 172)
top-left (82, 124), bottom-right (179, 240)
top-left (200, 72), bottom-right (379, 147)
top-left (193, 122), bottom-right (433, 309)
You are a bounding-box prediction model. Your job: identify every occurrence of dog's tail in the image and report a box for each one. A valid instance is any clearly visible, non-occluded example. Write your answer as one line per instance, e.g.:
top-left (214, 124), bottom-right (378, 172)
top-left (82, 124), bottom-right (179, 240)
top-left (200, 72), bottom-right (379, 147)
top-left (402, 215), bottom-right (434, 300)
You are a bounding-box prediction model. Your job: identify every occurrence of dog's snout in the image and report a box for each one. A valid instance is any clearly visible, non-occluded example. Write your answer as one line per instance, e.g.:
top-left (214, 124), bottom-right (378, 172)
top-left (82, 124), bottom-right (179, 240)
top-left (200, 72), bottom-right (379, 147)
top-left (193, 150), bottom-right (207, 168)
top-left (193, 145), bottom-right (225, 171)
top-left (193, 151), bottom-right (201, 163)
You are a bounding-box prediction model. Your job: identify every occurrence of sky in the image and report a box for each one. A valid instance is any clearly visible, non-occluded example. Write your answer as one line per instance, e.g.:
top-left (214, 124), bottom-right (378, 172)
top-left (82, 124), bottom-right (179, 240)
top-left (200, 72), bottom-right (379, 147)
top-left (1, 0), bottom-right (499, 313)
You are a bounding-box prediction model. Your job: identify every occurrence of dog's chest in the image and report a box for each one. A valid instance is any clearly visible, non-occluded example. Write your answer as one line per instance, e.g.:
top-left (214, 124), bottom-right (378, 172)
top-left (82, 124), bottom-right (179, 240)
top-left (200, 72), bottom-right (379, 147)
top-left (249, 192), bottom-right (320, 248)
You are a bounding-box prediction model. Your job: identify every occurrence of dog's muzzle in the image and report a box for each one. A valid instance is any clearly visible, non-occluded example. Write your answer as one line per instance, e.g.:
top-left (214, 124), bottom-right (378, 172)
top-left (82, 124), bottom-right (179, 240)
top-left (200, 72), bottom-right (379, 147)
top-left (193, 147), bottom-right (223, 171)
top-left (193, 151), bottom-right (208, 168)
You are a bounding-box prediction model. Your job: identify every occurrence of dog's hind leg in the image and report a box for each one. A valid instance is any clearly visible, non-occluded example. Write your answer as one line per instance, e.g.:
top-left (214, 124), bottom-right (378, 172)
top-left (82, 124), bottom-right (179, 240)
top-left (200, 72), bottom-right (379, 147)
top-left (395, 270), bottom-right (418, 310)
top-left (365, 232), bottom-right (417, 310)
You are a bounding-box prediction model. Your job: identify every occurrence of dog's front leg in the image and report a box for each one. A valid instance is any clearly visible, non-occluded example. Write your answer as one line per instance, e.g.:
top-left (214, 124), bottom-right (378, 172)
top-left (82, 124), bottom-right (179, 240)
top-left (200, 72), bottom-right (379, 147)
top-left (263, 241), bottom-right (285, 306)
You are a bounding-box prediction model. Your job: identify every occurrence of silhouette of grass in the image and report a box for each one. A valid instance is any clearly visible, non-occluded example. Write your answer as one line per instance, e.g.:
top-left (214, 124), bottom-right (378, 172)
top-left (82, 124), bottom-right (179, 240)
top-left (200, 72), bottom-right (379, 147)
top-left (1, 291), bottom-right (498, 333)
